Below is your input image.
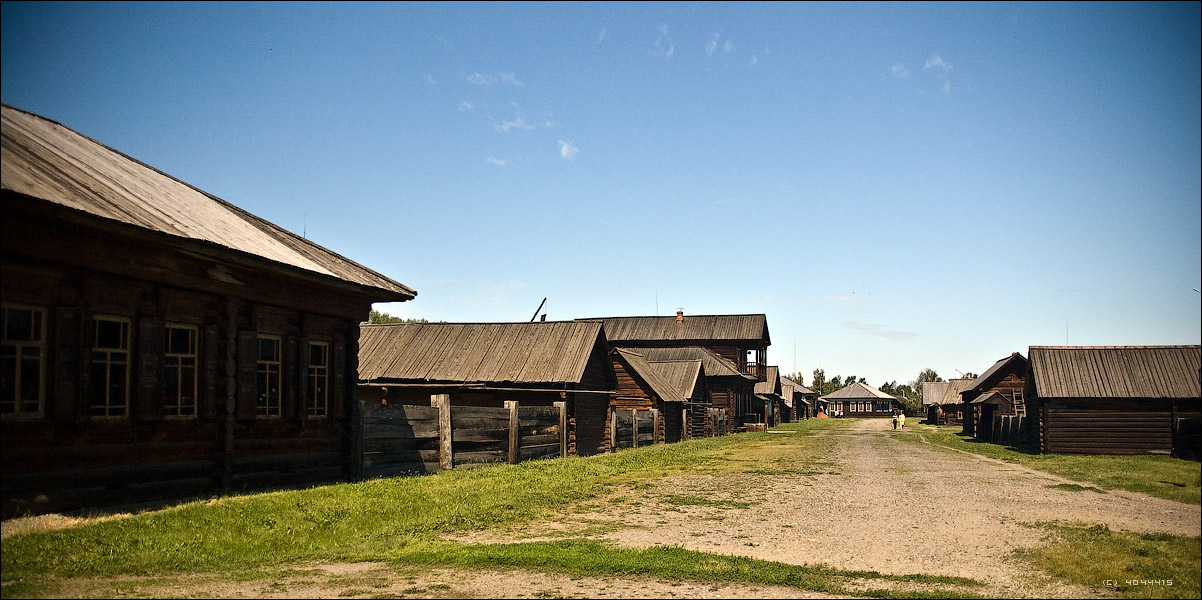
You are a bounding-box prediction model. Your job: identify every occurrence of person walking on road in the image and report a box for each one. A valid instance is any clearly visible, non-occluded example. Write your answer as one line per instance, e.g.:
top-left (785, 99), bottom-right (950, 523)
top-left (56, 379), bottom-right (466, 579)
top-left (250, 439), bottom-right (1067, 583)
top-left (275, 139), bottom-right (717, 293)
top-left (891, 411), bottom-right (898, 430)
top-left (898, 410), bottom-right (906, 429)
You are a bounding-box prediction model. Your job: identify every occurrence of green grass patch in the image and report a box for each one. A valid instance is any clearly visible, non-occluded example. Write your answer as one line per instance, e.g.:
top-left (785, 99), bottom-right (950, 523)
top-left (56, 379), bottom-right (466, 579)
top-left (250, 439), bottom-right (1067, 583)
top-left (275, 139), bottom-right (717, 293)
top-left (1046, 483), bottom-right (1105, 494)
top-left (1018, 524), bottom-right (1201, 599)
top-left (903, 424), bottom-right (1201, 504)
top-left (382, 538), bottom-right (985, 598)
top-left (661, 494), bottom-right (752, 509)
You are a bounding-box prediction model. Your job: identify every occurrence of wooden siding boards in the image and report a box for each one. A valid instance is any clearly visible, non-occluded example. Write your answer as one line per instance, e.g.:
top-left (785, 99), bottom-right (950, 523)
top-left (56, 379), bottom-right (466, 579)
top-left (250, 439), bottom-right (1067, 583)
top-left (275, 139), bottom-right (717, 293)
top-left (2, 105), bottom-right (414, 517)
top-left (1024, 346), bottom-right (1201, 456)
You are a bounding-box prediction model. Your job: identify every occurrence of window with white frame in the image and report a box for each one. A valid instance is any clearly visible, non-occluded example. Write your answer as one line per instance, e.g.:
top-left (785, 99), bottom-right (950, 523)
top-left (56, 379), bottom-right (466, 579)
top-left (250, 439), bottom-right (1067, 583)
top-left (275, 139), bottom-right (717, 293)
top-left (1, 305), bottom-right (46, 417)
top-left (305, 341), bottom-right (329, 418)
top-left (256, 335), bottom-right (282, 417)
top-left (164, 324), bottom-right (198, 417)
top-left (89, 316), bottom-right (130, 417)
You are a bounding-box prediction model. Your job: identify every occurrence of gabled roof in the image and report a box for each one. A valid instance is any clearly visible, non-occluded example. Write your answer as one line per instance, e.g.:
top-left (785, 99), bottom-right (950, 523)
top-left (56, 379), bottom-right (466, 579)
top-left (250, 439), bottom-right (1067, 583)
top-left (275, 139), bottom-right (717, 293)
top-left (614, 349), bottom-right (686, 404)
top-left (1, 104), bottom-right (414, 300)
top-left (754, 366), bottom-right (781, 397)
top-left (969, 391), bottom-right (1008, 405)
top-left (1029, 346), bottom-right (1201, 399)
top-left (922, 381), bottom-right (950, 406)
top-left (965, 352), bottom-right (1027, 393)
top-left (938, 378), bottom-right (976, 406)
top-left (819, 381), bottom-right (897, 401)
top-left (620, 346), bottom-right (751, 379)
top-left (648, 359), bottom-right (705, 400)
top-left (358, 321), bottom-right (607, 384)
top-left (577, 314), bottom-right (770, 345)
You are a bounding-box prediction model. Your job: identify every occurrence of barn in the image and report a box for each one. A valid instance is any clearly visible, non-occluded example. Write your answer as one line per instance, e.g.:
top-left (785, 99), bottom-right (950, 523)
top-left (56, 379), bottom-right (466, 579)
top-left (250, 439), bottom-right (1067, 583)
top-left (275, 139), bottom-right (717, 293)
top-left (610, 349), bottom-right (689, 444)
top-left (619, 346), bottom-right (738, 436)
top-left (356, 321), bottom-right (616, 456)
top-left (1, 104), bottom-right (415, 517)
top-left (1022, 346), bottom-right (1201, 456)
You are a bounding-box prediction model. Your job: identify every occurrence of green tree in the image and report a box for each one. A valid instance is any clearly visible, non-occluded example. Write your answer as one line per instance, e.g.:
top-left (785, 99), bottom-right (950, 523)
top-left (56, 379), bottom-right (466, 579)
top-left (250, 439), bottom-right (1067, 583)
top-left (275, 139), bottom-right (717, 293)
top-left (366, 310), bottom-right (428, 325)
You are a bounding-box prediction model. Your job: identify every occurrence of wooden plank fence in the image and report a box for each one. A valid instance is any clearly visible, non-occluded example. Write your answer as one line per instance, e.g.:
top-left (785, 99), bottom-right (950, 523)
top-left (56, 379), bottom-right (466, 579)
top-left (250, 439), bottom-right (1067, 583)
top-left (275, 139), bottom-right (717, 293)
top-left (360, 395), bottom-right (566, 478)
top-left (609, 408), bottom-right (658, 451)
top-left (988, 414), bottom-right (1023, 446)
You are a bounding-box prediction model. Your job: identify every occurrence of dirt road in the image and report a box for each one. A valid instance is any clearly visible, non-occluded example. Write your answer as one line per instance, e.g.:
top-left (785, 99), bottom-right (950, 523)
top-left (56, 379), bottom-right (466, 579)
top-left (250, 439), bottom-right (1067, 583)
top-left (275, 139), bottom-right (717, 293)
top-left (10, 419), bottom-right (1200, 598)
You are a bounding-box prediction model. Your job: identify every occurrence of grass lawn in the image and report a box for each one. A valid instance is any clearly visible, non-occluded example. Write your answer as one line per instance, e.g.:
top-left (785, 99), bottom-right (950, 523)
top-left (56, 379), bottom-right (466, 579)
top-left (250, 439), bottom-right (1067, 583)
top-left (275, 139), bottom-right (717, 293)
top-left (2, 417), bottom-right (1198, 599)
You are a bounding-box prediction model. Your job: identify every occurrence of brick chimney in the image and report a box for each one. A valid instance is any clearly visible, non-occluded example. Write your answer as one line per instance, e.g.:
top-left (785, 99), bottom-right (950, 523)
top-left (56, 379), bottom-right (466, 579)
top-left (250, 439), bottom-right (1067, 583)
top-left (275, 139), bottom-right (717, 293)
top-left (676, 310), bottom-right (684, 323)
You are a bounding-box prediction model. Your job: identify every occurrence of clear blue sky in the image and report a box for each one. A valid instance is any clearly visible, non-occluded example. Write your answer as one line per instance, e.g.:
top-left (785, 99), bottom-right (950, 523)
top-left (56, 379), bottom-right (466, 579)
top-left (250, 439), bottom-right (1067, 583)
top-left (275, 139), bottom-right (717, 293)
top-left (4, 1), bottom-right (1199, 386)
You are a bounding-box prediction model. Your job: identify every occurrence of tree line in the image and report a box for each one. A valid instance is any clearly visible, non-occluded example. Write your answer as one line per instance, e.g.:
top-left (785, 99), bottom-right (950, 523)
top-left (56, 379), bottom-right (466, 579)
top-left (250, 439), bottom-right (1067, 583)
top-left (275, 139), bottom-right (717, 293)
top-left (785, 367), bottom-right (975, 416)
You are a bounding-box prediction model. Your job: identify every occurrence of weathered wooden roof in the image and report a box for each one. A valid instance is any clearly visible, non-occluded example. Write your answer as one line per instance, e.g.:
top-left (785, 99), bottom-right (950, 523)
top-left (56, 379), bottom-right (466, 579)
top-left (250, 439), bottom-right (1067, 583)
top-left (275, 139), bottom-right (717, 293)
top-left (358, 321), bottom-right (606, 384)
top-left (965, 352), bottom-right (1027, 393)
top-left (615, 349), bottom-right (687, 404)
top-left (938, 378), bottom-right (976, 406)
top-left (819, 381), bottom-right (897, 401)
top-left (1029, 346), bottom-right (1201, 399)
top-left (922, 381), bottom-right (949, 406)
top-left (754, 366), bottom-right (781, 396)
top-left (620, 346), bottom-right (750, 379)
top-left (780, 376), bottom-right (813, 405)
top-left (577, 314), bottom-right (770, 345)
top-left (1, 104), bottom-right (414, 300)
top-left (969, 391), bottom-right (1007, 405)
top-left (648, 359), bottom-right (704, 400)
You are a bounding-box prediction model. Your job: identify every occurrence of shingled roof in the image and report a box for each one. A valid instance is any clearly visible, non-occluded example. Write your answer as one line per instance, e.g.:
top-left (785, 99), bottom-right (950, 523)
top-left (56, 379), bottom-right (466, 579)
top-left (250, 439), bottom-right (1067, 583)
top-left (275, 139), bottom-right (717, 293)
top-left (577, 314), bottom-right (770, 345)
top-left (1, 104), bottom-right (414, 300)
top-left (619, 346), bottom-right (751, 379)
top-left (965, 352), bottom-right (1027, 393)
top-left (614, 349), bottom-right (687, 404)
top-left (358, 321), bottom-right (607, 384)
top-left (1029, 346), bottom-right (1201, 399)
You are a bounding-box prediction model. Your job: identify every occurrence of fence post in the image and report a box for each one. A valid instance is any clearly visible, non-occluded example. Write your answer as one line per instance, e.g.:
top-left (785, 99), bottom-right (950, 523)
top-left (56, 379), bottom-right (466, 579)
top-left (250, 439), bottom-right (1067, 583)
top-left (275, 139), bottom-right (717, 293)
top-left (682, 407), bottom-right (690, 440)
top-left (432, 394), bottom-right (452, 470)
top-left (652, 408), bottom-right (660, 444)
top-left (506, 400), bottom-right (519, 464)
top-left (608, 407), bottom-right (616, 453)
top-left (552, 401), bottom-right (567, 457)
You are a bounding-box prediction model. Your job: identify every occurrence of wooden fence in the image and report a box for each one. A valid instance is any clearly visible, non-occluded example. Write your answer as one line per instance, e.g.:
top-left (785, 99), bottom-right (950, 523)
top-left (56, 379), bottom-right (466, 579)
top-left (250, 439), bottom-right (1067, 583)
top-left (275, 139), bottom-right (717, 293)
top-left (609, 408), bottom-right (658, 450)
top-left (360, 395), bottom-right (566, 479)
top-left (987, 414), bottom-right (1024, 446)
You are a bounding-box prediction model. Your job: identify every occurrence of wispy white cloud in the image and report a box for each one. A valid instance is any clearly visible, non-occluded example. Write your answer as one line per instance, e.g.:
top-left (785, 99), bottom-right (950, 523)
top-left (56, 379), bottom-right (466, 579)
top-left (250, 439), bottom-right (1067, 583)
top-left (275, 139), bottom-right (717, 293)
top-left (923, 53), bottom-right (953, 95)
top-left (425, 74), bottom-right (437, 85)
top-left (486, 156), bottom-right (510, 167)
top-left (890, 63), bottom-right (909, 78)
top-left (458, 101), bottom-right (475, 111)
top-left (651, 25), bottom-right (675, 58)
top-left (844, 321), bottom-right (917, 342)
top-left (437, 35), bottom-right (454, 49)
top-left (494, 115), bottom-right (534, 132)
top-left (749, 56), bottom-right (759, 66)
top-left (468, 72), bottom-right (524, 87)
top-left (558, 140), bottom-right (579, 160)
top-left (707, 32), bottom-right (735, 56)
top-left (598, 27), bottom-right (607, 41)
top-left (924, 54), bottom-right (952, 71)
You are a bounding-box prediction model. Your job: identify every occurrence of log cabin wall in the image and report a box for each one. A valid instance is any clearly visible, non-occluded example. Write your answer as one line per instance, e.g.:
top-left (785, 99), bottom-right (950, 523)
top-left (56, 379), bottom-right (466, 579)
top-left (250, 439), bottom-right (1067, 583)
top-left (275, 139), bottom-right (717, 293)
top-left (1, 203), bottom-right (381, 518)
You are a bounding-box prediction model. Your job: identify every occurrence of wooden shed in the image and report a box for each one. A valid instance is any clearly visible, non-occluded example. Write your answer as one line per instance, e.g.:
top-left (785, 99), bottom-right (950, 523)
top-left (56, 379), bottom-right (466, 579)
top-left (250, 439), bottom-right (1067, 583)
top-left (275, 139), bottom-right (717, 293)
top-left (1, 104), bottom-right (415, 517)
top-left (610, 349), bottom-right (689, 445)
top-left (752, 366), bottom-right (782, 428)
top-left (820, 381), bottom-right (900, 418)
top-left (961, 352), bottom-right (1028, 440)
top-left (619, 345), bottom-right (751, 435)
top-left (356, 321), bottom-right (616, 456)
top-left (647, 358), bottom-right (710, 440)
top-left (922, 381), bottom-right (950, 424)
top-left (578, 312), bottom-right (769, 428)
top-left (1022, 346), bottom-right (1201, 456)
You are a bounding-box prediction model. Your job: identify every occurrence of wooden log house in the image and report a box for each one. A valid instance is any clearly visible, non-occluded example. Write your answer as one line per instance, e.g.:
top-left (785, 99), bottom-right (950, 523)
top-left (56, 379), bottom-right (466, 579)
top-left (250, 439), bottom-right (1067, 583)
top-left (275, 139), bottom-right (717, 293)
top-left (819, 381), bottom-right (900, 418)
top-left (356, 321), bottom-right (617, 456)
top-left (610, 349), bottom-right (688, 445)
top-left (646, 357), bottom-right (711, 440)
top-left (1021, 346), bottom-right (1201, 456)
top-left (960, 352), bottom-right (1028, 440)
top-left (752, 365), bottom-right (782, 427)
top-left (618, 346), bottom-right (735, 437)
top-left (577, 312), bottom-right (769, 428)
top-left (780, 376), bottom-right (815, 420)
top-left (1, 104), bottom-right (416, 517)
